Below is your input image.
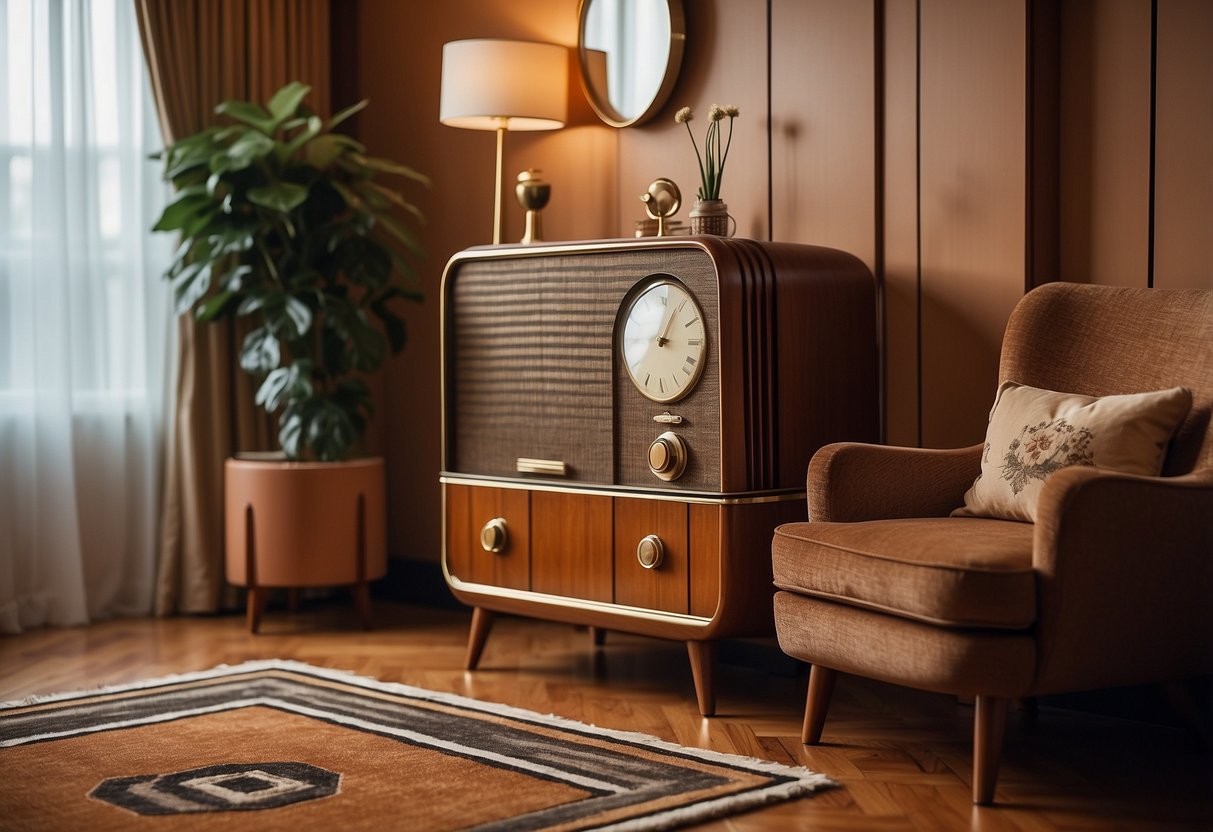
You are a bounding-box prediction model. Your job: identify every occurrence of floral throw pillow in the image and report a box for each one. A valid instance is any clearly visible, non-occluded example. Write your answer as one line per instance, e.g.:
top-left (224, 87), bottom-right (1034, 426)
top-left (953, 381), bottom-right (1192, 523)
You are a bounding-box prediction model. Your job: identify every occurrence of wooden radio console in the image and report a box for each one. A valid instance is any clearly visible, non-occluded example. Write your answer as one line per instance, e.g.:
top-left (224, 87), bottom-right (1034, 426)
top-left (440, 237), bottom-right (877, 714)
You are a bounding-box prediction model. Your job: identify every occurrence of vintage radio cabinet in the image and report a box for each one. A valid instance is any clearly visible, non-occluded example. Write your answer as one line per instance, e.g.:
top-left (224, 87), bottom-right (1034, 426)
top-left (441, 237), bottom-right (877, 714)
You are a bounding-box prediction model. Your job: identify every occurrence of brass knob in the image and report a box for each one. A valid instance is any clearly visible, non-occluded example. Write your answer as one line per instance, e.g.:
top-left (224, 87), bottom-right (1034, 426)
top-left (636, 534), bottom-right (665, 569)
top-left (479, 517), bottom-right (508, 553)
top-left (647, 431), bottom-right (688, 481)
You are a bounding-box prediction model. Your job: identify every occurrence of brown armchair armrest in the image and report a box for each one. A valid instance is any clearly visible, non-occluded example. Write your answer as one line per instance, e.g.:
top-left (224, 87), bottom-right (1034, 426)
top-left (806, 442), bottom-right (983, 522)
top-left (1031, 466), bottom-right (1213, 694)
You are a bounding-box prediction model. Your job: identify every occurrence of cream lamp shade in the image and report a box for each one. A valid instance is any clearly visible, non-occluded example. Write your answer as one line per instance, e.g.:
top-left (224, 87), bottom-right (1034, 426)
top-left (440, 39), bottom-right (568, 130)
top-left (440, 39), bottom-right (568, 244)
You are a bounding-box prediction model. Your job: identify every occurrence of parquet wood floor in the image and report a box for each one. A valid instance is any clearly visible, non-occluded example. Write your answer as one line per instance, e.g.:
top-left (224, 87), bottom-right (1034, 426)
top-left (2, 600), bottom-right (1210, 830)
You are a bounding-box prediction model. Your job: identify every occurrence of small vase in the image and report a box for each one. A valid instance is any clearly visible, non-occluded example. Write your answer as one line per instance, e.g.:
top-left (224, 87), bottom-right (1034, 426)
top-left (689, 199), bottom-right (734, 236)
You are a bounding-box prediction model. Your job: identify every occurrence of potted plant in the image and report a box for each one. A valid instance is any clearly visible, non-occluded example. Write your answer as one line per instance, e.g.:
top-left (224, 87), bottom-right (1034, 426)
top-left (675, 103), bottom-right (740, 236)
top-left (152, 81), bottom-right (427, 631)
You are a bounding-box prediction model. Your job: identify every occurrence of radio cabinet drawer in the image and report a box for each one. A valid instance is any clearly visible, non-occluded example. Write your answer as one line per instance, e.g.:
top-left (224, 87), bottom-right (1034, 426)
top-left (613, 498), bottom-right (688, 614)
top-left (445, 484), bottom-right (722, 618)
top-left (531, 491), bottom-right (613, 603)
top-left (445, 484), bottom-right (530, 591)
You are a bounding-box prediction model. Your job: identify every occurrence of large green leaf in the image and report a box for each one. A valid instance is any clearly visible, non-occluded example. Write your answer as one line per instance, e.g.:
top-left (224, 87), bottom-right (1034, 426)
top-left (212, 229), bottom-right (255, 257)
top-left (283, 296), bottom-right (314, 338)
top-left (241, 326), bottom-right (281, 374)
top-left (153, 193), bottom-right (212, 232)
top-left (306, 134), bottom-right (363, 171)
top-left (254, 359), bottom-right (313, 412)
top-left (360, 181), bottom-right (425, 225)
top-left (172, 263), bottom-right (211, 315)
top-left (249, 182), bottom-right (309, 213)
top-left (305, 399), bottom-right (359, 461)
top-left (277, 383), bottom-right (360, 461)
top-left (221, 264), bottom-right (254, 293)
top-left (280, 116), bottom-right (323, 163)
top-left (216, 99), bottom-right (276, 134)
top-left (255, 367), bottom-right (293, 411)
top-left (267, 81), bottom-right (311, 123)
top-left (326, 99), bottom-right (368, 133)
top-left (195, 290), bottom-right (237, 322)
top-left (375, 212), bottom-right (424, 258)
top-left (225, 130), bottom-right (276, 169)
top-left (353, 153), bottom-right (431, 185)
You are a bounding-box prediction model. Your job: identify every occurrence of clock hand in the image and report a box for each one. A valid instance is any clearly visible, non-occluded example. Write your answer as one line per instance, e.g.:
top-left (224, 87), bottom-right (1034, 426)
top-left (656, 299), bottom-right (686, 347)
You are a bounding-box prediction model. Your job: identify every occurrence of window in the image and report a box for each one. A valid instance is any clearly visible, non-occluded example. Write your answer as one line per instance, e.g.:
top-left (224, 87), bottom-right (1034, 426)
top-left (0, 0), bottom-right (172, 632)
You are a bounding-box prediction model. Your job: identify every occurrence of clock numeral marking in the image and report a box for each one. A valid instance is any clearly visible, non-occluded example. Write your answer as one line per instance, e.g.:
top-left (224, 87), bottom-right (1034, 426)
top-left (688, 338), bottom-right (702, 346)
top-left (683, 316), bottom-right (700, 328)
top-left (644, 373), bottom-right (651, 386)
top-left (658, 377), bottom-right (665, 393)
top-left (672, 374), bottom-right (681, 389)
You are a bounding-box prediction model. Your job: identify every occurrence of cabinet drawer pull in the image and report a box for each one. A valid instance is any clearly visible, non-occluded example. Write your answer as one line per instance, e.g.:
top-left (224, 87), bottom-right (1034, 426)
top-left (480, 518), bottom-right (509, 553)
top-left (636, 534), bottom-right (665, 570)
top-left (517, 458), bottom-right (567, 476)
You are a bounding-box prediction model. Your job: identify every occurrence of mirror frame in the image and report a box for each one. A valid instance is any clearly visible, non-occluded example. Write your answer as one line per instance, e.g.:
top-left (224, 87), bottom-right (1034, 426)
top-left (577, 0), bottom-right (686, 128)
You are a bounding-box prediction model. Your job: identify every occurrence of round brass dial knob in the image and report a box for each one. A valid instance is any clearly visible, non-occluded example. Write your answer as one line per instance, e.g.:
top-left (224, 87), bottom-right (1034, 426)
top-left (479, 517), bottom-right (508, 553)
top-left (636, 534), bottom-right (665, 569)
top-left (647, 431), bottom-right (688, 481)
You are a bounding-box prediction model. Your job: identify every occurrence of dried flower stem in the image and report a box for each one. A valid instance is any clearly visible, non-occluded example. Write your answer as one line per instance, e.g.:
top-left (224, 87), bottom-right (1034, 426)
top-left (676, 104), bottom-right (740, 201)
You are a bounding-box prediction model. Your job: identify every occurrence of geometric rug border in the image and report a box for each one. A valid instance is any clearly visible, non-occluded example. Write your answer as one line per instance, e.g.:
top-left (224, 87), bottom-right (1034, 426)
top-left (1, 658), bottom-right (837, 831)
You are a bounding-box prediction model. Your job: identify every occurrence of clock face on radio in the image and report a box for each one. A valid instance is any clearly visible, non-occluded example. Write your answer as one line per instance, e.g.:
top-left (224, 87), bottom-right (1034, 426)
top-left (619, 278), bottom-right (707, 403)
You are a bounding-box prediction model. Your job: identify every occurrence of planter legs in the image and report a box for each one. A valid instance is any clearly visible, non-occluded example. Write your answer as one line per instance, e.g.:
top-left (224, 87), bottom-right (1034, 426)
top-left (239, 489), bottom-right (377, 633)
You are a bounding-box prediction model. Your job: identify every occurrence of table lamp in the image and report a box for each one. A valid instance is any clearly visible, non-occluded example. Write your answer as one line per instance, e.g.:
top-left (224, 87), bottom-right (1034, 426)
top-left (439, 39), bottom-right (568, 244)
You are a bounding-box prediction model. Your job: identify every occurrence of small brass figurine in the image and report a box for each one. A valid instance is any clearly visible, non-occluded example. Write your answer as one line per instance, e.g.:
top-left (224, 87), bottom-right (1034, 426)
top-left (639, 178), bottom-right (681, 237)
top-left (515, 169), bottom-right (550, 244)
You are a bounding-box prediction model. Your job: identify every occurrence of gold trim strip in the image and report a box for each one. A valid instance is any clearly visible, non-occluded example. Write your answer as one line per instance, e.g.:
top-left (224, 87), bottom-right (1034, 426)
top-left (443, 571), bottom-right (714, 628)
top-left (440, 473), bottom-right (805, 505)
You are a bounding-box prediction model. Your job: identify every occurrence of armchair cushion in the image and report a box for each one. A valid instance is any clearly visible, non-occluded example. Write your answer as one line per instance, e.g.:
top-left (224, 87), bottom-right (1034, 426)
top-left (772, 517), bottom-right (1035, 629)
top-left (953, 381), bottom-right (1192, 522)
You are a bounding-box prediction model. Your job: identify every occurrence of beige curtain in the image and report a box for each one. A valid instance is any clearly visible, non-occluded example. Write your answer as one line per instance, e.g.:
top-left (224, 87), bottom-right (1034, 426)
top-left (136, 0), bottom-right (332, 614)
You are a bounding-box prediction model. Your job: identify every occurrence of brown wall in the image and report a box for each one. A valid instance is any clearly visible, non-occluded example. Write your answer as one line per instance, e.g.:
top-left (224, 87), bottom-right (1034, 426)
top-left (354, 0), bottom-right (1213, 563)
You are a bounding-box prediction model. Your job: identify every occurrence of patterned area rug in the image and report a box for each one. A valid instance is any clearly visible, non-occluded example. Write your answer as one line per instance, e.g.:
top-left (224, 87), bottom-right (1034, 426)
top-left (0, 660), bottom-right (833, 831)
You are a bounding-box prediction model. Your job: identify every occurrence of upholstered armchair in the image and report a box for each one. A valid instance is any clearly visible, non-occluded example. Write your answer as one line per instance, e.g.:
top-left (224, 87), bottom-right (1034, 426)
top-left (772, 282), bottom-right (1213, 804)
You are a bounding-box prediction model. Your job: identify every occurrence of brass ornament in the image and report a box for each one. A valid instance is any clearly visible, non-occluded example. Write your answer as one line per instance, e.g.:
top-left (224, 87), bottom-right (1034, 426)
top-left (515, 170), bottom-right (551, 244)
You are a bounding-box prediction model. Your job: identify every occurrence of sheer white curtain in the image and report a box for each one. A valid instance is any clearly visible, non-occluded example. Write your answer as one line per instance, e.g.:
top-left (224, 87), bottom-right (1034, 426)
top-left (0, 0), bottom-right (172, 633)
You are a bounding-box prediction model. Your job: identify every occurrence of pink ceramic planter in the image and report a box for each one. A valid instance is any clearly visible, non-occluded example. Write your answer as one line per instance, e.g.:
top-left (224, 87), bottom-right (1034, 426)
top-left (224, 456), bottom-right (388, 631)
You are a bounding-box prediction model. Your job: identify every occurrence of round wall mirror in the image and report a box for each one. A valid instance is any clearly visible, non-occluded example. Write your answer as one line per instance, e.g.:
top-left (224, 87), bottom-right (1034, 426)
top-left (578, 0), bottom-right (685, 128)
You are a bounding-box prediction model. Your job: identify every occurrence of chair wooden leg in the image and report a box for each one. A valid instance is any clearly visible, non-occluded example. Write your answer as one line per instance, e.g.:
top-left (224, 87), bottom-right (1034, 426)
top-left (801, 665), bottom-right (837, 744)
top-left (465, 607), bottom-right (495, 670)
top-left (973, 694), bottom-right (1009, 805)
top-left (686, 640), bottom-right (716, 717)
top-left (246, 587), bottom-right (267, 634)
top-left (352, 582), bottom-right (373, 630)
top-left (589, 626), bottom-right (606, 647)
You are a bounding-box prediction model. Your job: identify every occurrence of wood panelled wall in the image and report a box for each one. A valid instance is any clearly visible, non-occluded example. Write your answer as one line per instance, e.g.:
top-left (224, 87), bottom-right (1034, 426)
top-left (354, 0), bottom-right (1213, 563)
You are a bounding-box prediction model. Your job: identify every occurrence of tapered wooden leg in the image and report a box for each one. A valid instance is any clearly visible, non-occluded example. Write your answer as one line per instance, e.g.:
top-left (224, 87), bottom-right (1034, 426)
top-left (243, 504), bottom-right (265, 634)
top-left (352, 493), bottom-right (371, 629)
top-left (801, 665), bottom-right (838, 744)
top-left (973, 695), bottom-right (1009, 805)
top-left (465, 607), bottom-right (495, 670)
top-left (686, 640), bottom-right (716, 716)
top-left (352, 582), bottom-right (373, 630)
top-left (589, 626), bottom-right (606, 647)
top-left (246, 587), bottom-right (267, 634)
